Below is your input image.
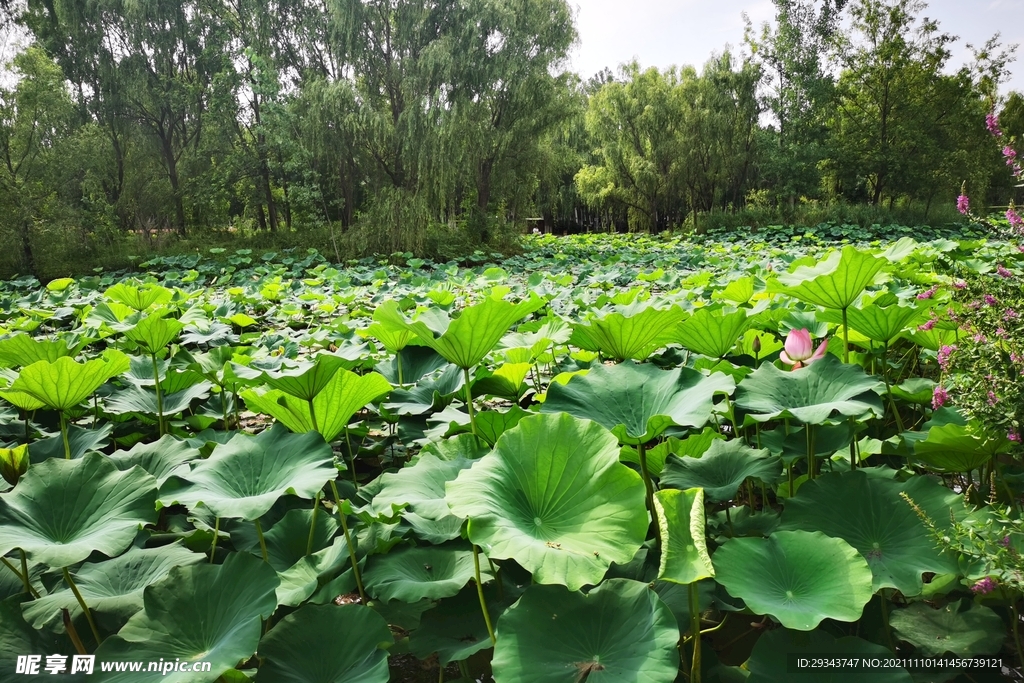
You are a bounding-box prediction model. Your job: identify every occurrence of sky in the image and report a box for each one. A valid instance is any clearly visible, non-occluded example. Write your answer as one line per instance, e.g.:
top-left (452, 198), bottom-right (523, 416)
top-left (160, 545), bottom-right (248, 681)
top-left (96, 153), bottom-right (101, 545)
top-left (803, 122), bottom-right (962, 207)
top-left (569, 0), bottom-right (1024, 95)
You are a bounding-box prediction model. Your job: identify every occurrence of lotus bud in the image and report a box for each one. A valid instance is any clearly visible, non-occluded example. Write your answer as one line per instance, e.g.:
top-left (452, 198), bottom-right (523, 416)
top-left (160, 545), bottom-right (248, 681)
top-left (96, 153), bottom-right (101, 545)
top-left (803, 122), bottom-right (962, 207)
top-left (779, 328), bottom-right (827, 369)
top-left (0, 444), bottom-right (29, 486)
top-left (751, 336), bottom-right (761, 355)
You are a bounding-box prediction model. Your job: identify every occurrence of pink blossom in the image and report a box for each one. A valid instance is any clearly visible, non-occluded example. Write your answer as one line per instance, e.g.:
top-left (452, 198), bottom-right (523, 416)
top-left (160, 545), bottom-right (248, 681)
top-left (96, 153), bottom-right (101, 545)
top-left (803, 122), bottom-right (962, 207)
top-left (1009, 430), bottom-right (1022, 443)
top-left (996, 328), bottom-right (1007, 338)
top-left (918, 319), bottom-right (936, 331)
top-left (917, 285), bottom-right (938, 300)
top-left (953, 279), bottom-right (967, 290)
top-left (780, 328), bottom-right (828, 369)
top-left (932, 385), bottom-right (949, 410)
top-left (937, 345), bottom-right (956, 370)
top-left (971, 577), bottom-right (997, 595)
top-left (987, 112), bottom-right (1002, 136)
top-left (1005, 146), bottom-right (1018, 162)
top-left (1005, 309), bottom-right (1019, 321)
top-left (985, 294), bottom-right (999, 306)
top-left (1001, 535), bottom-right (1013, 547)
top-left (973, 333), bottom-right (987, 343)
top-left (988, 391), bottom-right (999, 405)
top-left (957, 195), bottom-right (970, 215)
top-left (997, 264), bottom-right (1014, 278)
top-left (1007, 208), bottom-right (1023, 230)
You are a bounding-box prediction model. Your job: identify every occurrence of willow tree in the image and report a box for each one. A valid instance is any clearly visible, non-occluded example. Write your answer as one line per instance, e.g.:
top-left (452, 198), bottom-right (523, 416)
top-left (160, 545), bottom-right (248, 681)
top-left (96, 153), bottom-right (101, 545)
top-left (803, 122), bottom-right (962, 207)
top-left (576, 63), bottom-right (685, 232)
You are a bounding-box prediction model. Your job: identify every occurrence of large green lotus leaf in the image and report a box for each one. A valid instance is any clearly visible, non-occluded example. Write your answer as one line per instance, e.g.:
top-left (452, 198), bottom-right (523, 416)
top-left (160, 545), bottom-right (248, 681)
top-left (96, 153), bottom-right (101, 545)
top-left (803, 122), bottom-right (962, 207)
top-left (446, 413), bottom-right (648, 590)
top-left (276, 536), bottom-right (355, 607)
top-left (778, 246), bottom-right (886, 310)
top-left (712, 530), bottom-right (873, 630)
top-left (22, 542), bottom-right (202, 629)
top-left (654, 488), bottom-right (714, 585)
top-left (159, 424), bottom-right (336, 520)
top-left (364, 544), bottom-right (490, 602)
top-left (622, 428), bottom-right (725, 477)
top-left (259, 353), bottom-right (349, 401)
top-left (10, 351), bottom-right (130, 411)
top-left (29, 423), bottom-right (112, 462)
top-left (370, 453), bottom-right (475, 518)
top-left (890, 599), bottom-right (1004, 656)
top-left (93, 552), bottom-right (278, 683)
top-left (383, 364), bottom-right (463, 415)
top-left (820, 303), bottom-right (924, 344)
top-left (779, 471), bottom-right (957, 595)
top-left (104, 281), bottom-right (173, 311)
top-left (262, 507), bottom-right (339, 572)
top-left (374, 346), bottom-right (448, 385)
top-left (571, 301), bottom-right (684, 361)
top-left (747, 628), bottom-right (913, 683)
top-left (672, 307), bottom-right (752, 358)
top-left (376, 293), bottom-right (546, 369)
top-left (1, 597), bottom-right (74, 677)
top-left (408, 581), bottom-right (507, 665)
top-left (472, 406), bottom-right (531, 447)
top-left (491, 579), bottom-right (679, 683)
top-left (124, 311), bottom-right (184, 352)
top-left (0, 334), bottom-right (75, 368)
top-left (242, 368), bottom-right (391, 443)
top-left (105, 382), bottom-right (212, 417)
top-left (758, 422), bottom-right (859, 466)
top-left (364, 300), bottom-right (417, 353)
top-left (661, 440), bottom-right (782, 503)
top-left (108, 435), bottom-right (202, 486)
top-left (256, 604), bottom-right (392, 683)
top-left (541, 362), bottom-right (735, 444)
top-left (908, 423), bottom-right (1010, 473)
top-left (0, 452), bottom-right (157, 567)
top-left (734, 354), bottom-right (883, 425)
top-left (0, 387), bottom-right (47, 411)
top-left (471, 362), bottom-right (532, 400)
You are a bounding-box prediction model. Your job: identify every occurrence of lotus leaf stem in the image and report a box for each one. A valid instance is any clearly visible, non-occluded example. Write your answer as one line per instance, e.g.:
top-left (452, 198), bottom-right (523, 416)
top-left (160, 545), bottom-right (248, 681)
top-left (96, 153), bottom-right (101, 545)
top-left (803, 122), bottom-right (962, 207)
top-left (306, 490), bottom-right (321, 556)
top-left (879, 590), bottom-right (895, 652)
top-left (330, 480), bottom-right (366, 601)
top-left (209, 517), bottom-right (220, 563)
top-left (1011, 598), bottom-right (1024, 671)
top-left (637, 442), bottom-right (659, 539)
top-left (344, 426), bottom-right (358, 489)
top-left (397, 353), bottom-right (404, 387)
top-left (62, 608), bottom-right (87, 655)
top-left (463, 367), bottom-right (478, 438)
top-left (806, 424), bottom-right (816, 479)
top-left (254, 519), bottom-right (269, 563)
top-left (62, 566), bottom-right (101, 648)
top-left (725, 506), bottom-right (734, 537)
top-left (307, 398), bottom-right (319, 434)
top-left (472, 543), bottom-right (496, 645)
top-left (2, 555), bottom-right (37, 598)
top-left (457, 660), bottom-right (471, 678)
top-left (151, 352), bottom-right (165, 436)
top-left (880, 344), bottom-right (905, 434)
top-left (59, 412), bottom-right (71, 460)
top-left (841, 307), bottom-right (850, 364)
top-left (689, 581), bottom-right (702, 683)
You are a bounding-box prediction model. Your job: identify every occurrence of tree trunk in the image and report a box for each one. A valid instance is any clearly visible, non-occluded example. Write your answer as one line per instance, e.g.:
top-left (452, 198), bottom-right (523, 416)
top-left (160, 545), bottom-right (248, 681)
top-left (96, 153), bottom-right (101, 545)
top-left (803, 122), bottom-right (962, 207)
top-left (161, 137), bottom-right (187, 237)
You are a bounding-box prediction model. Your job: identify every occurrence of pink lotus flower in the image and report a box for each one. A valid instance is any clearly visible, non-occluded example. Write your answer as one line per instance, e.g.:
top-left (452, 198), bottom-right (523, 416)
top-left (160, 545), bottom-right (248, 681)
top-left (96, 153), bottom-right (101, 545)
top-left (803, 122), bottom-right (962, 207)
top-left (780, 328), bottom-right (828, 369)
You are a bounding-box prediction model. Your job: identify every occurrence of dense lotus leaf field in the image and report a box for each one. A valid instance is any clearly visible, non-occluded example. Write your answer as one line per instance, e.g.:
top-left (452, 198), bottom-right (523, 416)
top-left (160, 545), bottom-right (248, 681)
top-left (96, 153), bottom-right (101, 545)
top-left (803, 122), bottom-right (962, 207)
top-left (1, 231), bottom-right (1023, 682)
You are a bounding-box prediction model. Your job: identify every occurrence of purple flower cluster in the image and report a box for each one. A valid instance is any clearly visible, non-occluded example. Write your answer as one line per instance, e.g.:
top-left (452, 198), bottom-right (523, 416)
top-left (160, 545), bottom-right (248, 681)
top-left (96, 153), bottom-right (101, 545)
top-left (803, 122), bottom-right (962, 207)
top-left (918, 318), bottom-right (936, 331)
top-left (956, 194), bottom-right (970, 215)
top-left (1008, 207), bottom-right (1023, 232)
top-left (997, 264), bottom-right (1014, 278)
top-left (917, 285), bottom-right (938, 300)
top-left (987, 112), bottom-right (1002, 136)
top-left (971, 577), bottom-right (998, 595)
top-left (932, 385), bottom-right (949, 410)
top-left (1010, 429), bottom-right (1022, 443)
top-left (985, 294), bottom-right (999, 306)
top-left (937, 344), bottom-right (956, 370)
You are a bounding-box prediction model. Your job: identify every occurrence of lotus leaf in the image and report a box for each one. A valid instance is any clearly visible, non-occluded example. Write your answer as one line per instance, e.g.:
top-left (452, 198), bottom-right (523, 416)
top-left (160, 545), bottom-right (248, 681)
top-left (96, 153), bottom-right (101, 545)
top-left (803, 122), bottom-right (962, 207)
top-left (256, 604), bottom-right (392, 683)
top-left (93, 552), bottom-right (279, 682)
top-left (890, 598), bottom-right (1005, 656)
top-left (364, 543), bottom-right (490, 602)
top-left (10, 352), bottom-right (130, 411)
top-left (734, 354), bottom-right (883, 424)
top-left (747, 628), bottom-right (913, 683)
top-left (654, 488), bottom-right (714, 585)
top-left (159, 424), bottom-right (336, 520)
top-left (0, 452), bottom-right (157, 567)
top-left (491, 579), bottom-right (679, 683)
top-left (661, 440), bottom-right (782, 503)
top-left (542, 362), bottom-right (735, 444)
top-left (712, 530), bottom-right (873, 630)
top-left (377, 293), bottom-right (545, 369)
top-left (779, 470), bottom-right (959, 594)
top-left (242, 368), bottom-right (391, 443)
top-left (446, 412), bottom-right (648, 590)
top-left (571, 301), bottom-right (683, 360)
top-left (22, 542), bottom-right (203, 629)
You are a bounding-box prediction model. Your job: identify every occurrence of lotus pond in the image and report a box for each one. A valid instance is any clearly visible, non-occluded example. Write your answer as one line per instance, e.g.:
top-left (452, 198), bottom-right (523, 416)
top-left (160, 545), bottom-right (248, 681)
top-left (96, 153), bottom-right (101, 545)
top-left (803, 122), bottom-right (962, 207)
top-left (1, 231), bottom-right (1023, 682)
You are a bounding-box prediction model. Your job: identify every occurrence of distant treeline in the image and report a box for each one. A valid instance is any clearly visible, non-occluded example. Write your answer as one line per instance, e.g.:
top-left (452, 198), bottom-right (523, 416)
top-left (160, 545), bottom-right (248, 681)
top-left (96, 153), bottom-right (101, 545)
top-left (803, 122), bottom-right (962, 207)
top-left (0, 0), bottom-right (1021, 277)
